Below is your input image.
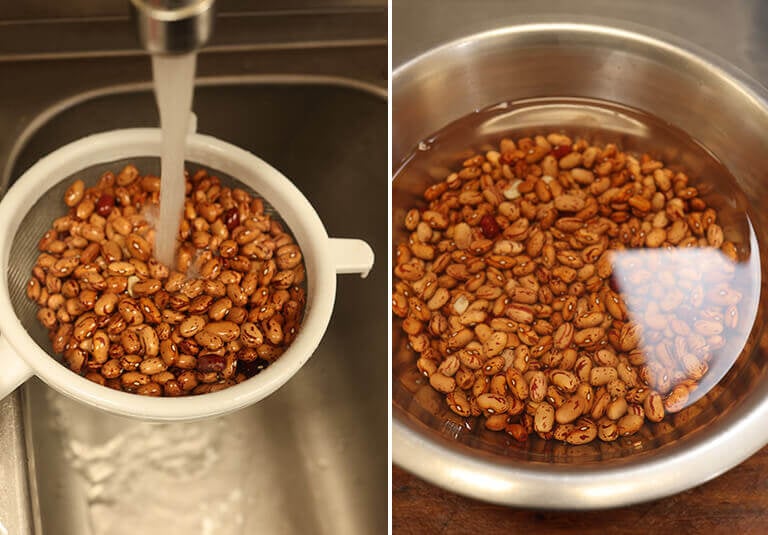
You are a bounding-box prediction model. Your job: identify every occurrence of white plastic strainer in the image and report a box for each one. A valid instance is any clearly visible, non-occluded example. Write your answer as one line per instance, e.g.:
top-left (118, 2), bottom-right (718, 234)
top-left (0, 128), bottom-right (374, 421)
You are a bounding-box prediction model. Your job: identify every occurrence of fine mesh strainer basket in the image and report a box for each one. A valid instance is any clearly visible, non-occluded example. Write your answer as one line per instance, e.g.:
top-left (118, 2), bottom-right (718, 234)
top-left (0, 128), bottom-right (374, 421)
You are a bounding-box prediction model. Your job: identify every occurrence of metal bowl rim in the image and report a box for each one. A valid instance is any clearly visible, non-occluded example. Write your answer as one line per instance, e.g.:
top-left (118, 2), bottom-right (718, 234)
top-left (392, 20), bottom-right (768, 509)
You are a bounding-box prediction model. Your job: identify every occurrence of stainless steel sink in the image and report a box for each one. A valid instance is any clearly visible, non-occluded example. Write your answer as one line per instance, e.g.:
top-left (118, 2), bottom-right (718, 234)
top-left (0, 4), bottom-right (386, 534)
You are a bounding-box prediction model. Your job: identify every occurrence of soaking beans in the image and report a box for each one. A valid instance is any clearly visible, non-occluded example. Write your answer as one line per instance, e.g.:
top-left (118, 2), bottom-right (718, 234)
top-left (393, 133), bottom-right (746, 444)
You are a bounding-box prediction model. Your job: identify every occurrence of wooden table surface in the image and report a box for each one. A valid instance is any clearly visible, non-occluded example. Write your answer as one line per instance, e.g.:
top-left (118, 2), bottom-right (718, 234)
top-left (392, 446), bottom-right (768, 534)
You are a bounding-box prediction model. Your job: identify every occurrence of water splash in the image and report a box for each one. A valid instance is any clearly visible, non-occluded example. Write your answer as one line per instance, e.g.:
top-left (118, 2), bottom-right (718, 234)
top-left (47, 390), bottom-right (245, 535)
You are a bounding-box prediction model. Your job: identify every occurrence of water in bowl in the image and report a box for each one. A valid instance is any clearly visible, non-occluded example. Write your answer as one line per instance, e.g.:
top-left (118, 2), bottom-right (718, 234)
top-left (392, 97), bottom-right (762, 454)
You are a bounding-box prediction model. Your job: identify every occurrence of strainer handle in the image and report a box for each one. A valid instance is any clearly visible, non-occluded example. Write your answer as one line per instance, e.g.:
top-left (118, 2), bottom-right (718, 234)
top-left (0, 335), bottom-right (33, 400)
top-left (329, 238), bottom-right (375, 278)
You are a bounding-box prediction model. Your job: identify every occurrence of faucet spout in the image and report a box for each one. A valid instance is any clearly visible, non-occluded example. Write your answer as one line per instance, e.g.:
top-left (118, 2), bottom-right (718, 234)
top-left (130, 0), bottom-right (215, 55)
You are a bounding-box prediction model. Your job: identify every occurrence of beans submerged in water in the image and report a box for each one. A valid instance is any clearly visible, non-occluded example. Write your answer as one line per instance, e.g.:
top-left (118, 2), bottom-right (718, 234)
top-left (28, 166), bottom-right (307, 396)
top-left (393, 133), bottom-right (747, 444)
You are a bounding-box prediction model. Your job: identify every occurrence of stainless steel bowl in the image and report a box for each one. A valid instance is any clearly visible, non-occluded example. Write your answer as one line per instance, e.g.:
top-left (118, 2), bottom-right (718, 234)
top-left (392, 22), bottom-right (768, 509)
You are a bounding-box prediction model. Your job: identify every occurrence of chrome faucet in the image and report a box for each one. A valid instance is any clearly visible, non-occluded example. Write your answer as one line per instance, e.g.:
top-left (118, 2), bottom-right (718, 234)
top-left (130, 0), bottom-right (215, 54)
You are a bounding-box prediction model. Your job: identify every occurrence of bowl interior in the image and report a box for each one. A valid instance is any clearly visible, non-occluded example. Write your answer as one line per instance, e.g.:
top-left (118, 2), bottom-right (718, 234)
top-left (393, 24), bottom-right (768, 471)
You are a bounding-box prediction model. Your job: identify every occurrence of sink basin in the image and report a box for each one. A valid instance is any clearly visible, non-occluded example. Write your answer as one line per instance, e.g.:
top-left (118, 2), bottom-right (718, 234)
top-left (1, 44), bottom-right (386, 535)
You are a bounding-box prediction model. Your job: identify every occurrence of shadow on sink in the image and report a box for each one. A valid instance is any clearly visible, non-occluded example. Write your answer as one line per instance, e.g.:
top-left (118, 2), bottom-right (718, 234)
top-left (14, 80), bottom-right (387, 535)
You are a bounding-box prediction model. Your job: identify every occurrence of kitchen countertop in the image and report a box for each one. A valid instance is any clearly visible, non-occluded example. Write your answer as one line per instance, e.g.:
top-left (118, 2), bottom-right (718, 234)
top-left (392, 0), bottom-right (768, 528)
top-left (393, 455), bottom-right (768, 533)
